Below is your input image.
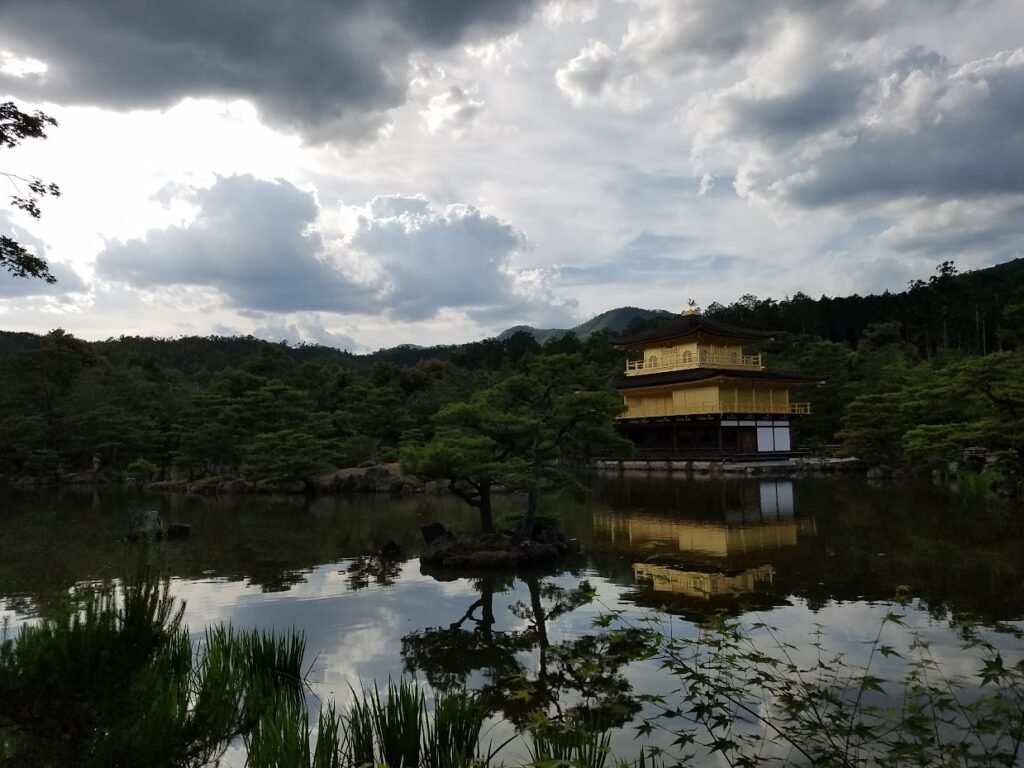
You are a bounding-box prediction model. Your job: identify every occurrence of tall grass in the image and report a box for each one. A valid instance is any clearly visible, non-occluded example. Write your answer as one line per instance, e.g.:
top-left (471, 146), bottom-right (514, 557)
top-left (527, 714), bottom-right (613, 768)
top-left (246, 698), bottom-right (343, 768)
top-left (423, 688), bottom-right (493, 768)
top-left (0, 575), bottom-right (309, 768)
top-left (365, 679), bottom-right (424, 768)
top-left (342, 688), bottom-right (376, 767)
top-left (339, 679), bottom-right (495, 768)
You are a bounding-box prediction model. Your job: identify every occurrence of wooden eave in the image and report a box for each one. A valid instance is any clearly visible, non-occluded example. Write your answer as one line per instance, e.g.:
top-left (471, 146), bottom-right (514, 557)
top-left (614, 368), bottom-right (824, 391)
top-left (614, 314), bottom-right (775, 349)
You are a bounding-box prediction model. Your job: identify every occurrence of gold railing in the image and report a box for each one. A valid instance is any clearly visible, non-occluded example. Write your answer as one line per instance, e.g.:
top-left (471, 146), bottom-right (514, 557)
top-left (619, 401), bottom-right (811, 419)
top-left (625, 349), bottom-right (763, 376)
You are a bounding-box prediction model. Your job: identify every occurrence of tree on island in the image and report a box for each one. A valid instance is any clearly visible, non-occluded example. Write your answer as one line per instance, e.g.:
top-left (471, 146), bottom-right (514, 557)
top-left (1, 101), bottom-right (61, 283)
top-left (401, 353), bottom-right (630, 534)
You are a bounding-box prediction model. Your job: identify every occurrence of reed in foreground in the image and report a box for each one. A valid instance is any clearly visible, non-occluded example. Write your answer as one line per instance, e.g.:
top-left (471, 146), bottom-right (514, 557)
top-left (0, 576), bottom-right (304, 768)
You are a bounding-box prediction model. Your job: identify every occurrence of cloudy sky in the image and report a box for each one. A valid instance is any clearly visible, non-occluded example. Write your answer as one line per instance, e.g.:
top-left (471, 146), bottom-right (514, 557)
top-left (1, 0), bottom-right (1022, 351)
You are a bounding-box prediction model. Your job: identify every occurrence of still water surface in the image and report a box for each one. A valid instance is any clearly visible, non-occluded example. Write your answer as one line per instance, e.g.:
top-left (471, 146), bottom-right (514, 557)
top-left (2, 474), bottom-right (1023, 759)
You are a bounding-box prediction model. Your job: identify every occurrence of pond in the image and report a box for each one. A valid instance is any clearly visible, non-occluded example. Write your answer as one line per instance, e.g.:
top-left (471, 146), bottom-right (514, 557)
top-left (2, 474), bottom-right (1023, 762)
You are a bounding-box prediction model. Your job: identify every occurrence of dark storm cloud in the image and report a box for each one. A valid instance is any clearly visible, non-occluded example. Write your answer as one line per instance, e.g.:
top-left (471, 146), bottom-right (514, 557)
top-left (94, 179), bottom-right (573, 327)
top-left (784, 52), bottom-right (1024, 206)
top-left (346, 195), bottom-right (550, 323)
top-left (557, 0), bottom-right (966, 105)
top-left (95, 175), bottom-right (374, 312)
top-left (880, 201), bottom-right (1024, 260)
top-left (723, 68), bottom-right (868, 143)
top-left (0, 0), bottom-right (538, 141)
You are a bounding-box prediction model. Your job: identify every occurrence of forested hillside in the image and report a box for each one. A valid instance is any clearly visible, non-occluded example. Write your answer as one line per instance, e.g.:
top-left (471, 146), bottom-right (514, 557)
top-left (703, 259), bottom-right (1024, 356)
top-left (1, 259), bottom-right (1022, 486)
top-left (0, 326), bottom-right (619, 485)
top-left (500, 259), bottom-right (1023, 356)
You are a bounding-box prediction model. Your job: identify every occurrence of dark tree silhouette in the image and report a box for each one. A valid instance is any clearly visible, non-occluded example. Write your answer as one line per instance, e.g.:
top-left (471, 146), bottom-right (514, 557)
top-left (1, 101), bottom-right (61, 283)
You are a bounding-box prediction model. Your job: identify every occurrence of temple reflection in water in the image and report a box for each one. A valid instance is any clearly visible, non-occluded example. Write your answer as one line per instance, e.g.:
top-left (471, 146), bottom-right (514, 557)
top-left (593, 479), bottom-right (814, 610)
top-left (632, 562), bottom-right (777, 601)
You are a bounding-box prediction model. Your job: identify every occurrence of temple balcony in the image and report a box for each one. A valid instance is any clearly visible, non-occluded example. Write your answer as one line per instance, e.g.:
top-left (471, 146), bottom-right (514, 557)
top-left (625, 348), bottom-right (763, 376)
top-left (618, 400), bottom-right (811, 419)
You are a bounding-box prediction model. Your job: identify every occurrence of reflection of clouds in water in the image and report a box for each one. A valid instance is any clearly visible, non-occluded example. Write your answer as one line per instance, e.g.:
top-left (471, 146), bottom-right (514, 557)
top-left (538, 590), bottom-right (1023, 762)
top-left (170, 562), bottom-right (551, 711)
top-left (592, 576), bottom-right (624, 602)
top-left (432, 573), bottom-right (488, 599)
top-left (316, 618), bottom-right (404, 701)
top-left (165, 561), bottom-right (1021, 711)
top-left (172, 578), bottom-right (272, 626)
top-left (173, 560), bottom-right (426, 627)
top-left (737, 599), bottom-right (1020, 680)
top-left (4, 546), bottom-right (1021, 764)
top-left (210, 581), bottom-right (439, 702)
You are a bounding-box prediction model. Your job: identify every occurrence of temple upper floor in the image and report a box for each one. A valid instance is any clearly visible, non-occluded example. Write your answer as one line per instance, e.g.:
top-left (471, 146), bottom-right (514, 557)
top-left (614, 312), bottom-right (773, 377)
top-left (624, 340), bottom-right (763, 376)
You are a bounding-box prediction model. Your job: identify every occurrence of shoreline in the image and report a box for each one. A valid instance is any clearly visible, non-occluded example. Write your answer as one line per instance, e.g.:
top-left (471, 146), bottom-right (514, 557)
top-left (1, 456), bottom-right (866, 495)
top-left (4, 456), bottom-right (1019, 500)
top-left (592, 456), bottom-right (865, 476)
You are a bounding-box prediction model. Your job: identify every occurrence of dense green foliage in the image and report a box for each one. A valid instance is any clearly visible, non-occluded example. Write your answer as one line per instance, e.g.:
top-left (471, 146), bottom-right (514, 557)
top-left (2, 259), bottom-right (1023, 482)
top-left (0, 326), bottom-right (625, 488)
top-left (703, 259), bottom-right (1024, 356)
top-left (0, 577), bottom-right (306, 767)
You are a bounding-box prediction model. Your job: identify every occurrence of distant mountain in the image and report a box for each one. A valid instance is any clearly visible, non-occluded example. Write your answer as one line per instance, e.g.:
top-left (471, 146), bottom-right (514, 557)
top-left (7, 258), bottom-right (1017, 377)
top-left (497, 306), bottom-right (671, 343)
top-left (496, 325), bottom-right (571, 344)
top-left (573, 307), bottom-right (672, 338)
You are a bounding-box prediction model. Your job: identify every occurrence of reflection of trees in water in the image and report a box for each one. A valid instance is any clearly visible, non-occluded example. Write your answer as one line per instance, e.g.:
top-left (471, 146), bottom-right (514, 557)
top-left (343, 555), bottom-right (402, 591)
top-left (244, 566), bottom-right (311, 593)
top-left (0, 491), bottom-right (482, 613)
top-left (402, 574), bottom-right (642, 730)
